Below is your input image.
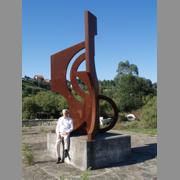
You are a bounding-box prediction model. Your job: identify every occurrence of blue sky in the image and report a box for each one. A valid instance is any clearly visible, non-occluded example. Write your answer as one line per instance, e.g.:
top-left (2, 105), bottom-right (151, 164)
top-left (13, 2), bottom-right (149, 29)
top-left (22, 0), bottom-right (157, 83)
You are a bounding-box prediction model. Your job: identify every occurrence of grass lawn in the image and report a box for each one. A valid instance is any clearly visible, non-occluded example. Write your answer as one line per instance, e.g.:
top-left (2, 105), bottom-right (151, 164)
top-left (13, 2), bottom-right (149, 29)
top-left (113, 122), bottom-right (157, 136)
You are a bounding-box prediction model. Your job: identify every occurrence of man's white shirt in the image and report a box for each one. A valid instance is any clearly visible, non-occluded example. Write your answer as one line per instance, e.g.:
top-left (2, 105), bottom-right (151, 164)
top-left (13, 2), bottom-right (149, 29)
top-left (56, 116), bottom-right (73, 134)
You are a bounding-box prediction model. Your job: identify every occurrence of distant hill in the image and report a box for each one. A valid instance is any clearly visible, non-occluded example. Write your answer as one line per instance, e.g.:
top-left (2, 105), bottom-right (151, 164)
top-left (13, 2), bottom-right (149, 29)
top-left (22, 77), bottom-right (50, 97)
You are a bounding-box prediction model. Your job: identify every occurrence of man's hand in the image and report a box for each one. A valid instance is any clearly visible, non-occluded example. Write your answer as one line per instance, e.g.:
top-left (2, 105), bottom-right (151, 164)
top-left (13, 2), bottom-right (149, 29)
top-left (62, 132), bottom-right (69, 136)
top-left (58, 133), bottom-right (62, 139)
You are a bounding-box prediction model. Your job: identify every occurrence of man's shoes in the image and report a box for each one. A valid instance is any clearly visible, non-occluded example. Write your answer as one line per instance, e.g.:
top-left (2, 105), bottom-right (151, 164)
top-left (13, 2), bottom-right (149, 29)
top-left (64, 149), bottom-right (68, 158)
top-left (56, 157), bottom-right (61, 164)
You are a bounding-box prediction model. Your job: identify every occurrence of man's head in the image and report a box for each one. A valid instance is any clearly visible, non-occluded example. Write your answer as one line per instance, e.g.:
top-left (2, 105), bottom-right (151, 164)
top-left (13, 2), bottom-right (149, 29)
top-left (62, 109), bottom-right (69, 117)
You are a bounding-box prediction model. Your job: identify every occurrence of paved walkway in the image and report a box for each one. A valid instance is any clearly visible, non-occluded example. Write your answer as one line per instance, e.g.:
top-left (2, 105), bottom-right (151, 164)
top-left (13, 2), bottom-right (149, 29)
top-left (22, 127), bottom-right (157, 180)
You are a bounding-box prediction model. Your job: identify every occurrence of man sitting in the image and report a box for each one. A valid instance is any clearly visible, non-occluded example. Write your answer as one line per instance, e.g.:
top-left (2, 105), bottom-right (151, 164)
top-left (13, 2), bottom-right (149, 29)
top-left (55, 109), bottom-right (73, 164)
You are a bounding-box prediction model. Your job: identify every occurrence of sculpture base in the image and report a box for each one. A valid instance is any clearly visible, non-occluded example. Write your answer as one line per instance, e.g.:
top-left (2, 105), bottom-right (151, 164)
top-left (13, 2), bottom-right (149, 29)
top-left (47, 132), bottom-right (131, 171)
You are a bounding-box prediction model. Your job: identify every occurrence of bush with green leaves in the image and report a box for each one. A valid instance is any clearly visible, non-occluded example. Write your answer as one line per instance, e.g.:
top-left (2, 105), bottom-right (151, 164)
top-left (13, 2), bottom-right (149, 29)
top-left (138, 96), bottom-right (157, 128)
top-left (22, 96), bottom-right (41, 119)
top-left (114, 74), bottom-right (156, 112)
top-left (99, 99), bottom-right (114, 118)
top-left (22, 91), bottom-right (68, 120)
top-left (114, 75), bottom-right (143, 112)
top-left (34, 91), bottom-right (67, 118)
top-left (80, 167), bottom-right (91, 180)
top-left (124, 96), bottom-right (157, 129)
top-left (22, 143), bottom-right (34, 166)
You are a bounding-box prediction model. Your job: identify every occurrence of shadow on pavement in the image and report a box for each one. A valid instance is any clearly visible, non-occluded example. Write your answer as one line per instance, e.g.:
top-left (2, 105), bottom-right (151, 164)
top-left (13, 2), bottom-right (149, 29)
top-left (96, 143), bottom-right (157, 169)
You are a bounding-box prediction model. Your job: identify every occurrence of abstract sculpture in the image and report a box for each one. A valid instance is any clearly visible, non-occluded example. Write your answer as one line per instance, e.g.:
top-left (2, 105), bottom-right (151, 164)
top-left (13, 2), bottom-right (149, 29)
top-left (51, 11), bottom-right (118, 141)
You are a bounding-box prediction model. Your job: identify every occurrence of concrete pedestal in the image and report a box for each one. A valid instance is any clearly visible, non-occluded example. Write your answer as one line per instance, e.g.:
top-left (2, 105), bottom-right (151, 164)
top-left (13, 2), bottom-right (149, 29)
top-left (47, 132), bottom-right (131, 171)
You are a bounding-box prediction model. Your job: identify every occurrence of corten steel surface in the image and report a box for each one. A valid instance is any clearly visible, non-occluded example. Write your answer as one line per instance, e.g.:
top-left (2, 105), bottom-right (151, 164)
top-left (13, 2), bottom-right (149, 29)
top-left (51, 11), bottom-right (118, 141)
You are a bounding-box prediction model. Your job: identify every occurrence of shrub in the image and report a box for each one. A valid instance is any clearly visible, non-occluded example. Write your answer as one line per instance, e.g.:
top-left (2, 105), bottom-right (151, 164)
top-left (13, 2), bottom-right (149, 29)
top-left (119, 112), bottom-right (128, 122)
top-left (80, 167), bottom-right (91, 180)
top-left (99, 99), bottom-right (114, 118)
top-left (22, 91), bottom-right (68, 120)
top-left (22, 96), bottom-right (41, 119)
top-left (59, 176), bottom-right (65, 180)
top-left (139, 96), bottom-right (157, 128)
top-left (120, 96), bottom-right (157, 129)
top-left (22, 143), bottom-right (34, 166)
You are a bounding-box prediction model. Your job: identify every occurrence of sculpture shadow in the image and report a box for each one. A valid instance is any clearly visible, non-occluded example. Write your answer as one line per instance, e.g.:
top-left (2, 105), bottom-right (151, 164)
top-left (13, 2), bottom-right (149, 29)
top-left (96, 132), bottom-right (123, 139)
top-left (94, 143), bottom-right (157, 170)
top-left (70, 132), bottom-right (123, 138)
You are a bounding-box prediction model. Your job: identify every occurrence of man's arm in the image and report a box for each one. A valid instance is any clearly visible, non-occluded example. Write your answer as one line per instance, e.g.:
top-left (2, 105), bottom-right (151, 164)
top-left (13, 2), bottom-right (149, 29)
top-left (55, 118), bottom-right (61, 134)
top-left (65, 119), bottom-right (73, 134)
top-left (55, 121), bottom-right (58, 134)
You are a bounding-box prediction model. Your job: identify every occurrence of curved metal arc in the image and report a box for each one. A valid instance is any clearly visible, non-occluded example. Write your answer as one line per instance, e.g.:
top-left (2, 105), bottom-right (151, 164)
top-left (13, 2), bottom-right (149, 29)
top-left (51, 41), bottom-right (85, 101)
top-left (69, 52), bottom-right (98, 140)
top-left (63, 46), bottom-right (86, 101)
top-left (70, 53), bottom-right (89, 99)
top-left (98, 95), bottom-right (119, 133)
top-left (51, 41), bottom-right (88, 132)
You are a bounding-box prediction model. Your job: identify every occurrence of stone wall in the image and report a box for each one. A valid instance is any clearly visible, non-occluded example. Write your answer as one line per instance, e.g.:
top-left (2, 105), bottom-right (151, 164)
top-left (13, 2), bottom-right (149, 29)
top-left (22, 119), bottom-right (57, 127)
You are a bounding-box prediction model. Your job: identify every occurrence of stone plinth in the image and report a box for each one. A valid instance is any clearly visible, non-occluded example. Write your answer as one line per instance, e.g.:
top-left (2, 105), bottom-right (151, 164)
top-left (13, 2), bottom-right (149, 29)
top-left (47, 132), bottom-right (131, 171)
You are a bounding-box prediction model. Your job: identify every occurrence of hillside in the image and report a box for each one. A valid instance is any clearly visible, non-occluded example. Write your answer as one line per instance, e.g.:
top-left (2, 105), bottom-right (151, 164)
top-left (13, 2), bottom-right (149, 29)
top-left (22, 78), bottom-right (50, 97)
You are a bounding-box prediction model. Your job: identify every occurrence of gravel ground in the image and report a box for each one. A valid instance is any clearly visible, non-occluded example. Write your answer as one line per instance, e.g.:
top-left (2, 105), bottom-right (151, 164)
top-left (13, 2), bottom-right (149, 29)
top-left (22, 126), bottom-right (157, 180)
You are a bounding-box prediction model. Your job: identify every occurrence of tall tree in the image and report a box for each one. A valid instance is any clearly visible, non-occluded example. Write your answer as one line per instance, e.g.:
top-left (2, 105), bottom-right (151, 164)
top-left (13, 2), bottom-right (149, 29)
top-left (114, 75), bottom-right (143, 112)
top-left (114, 60), bottom-right (156, 112)
top-left (115, 60), bottom-right (139, 79)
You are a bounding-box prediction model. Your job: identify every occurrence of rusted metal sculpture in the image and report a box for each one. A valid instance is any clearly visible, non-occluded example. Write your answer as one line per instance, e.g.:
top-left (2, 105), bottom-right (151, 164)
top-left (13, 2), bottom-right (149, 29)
top-left (51, 11), bottom-right (118, 141)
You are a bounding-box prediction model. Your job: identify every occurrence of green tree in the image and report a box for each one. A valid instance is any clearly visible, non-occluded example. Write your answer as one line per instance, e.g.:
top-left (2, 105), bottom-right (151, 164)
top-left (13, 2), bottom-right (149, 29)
top-left (115, 60), bottom-right (139, 79)
top-left (99, 80), bottom-right (115, 98)
top-left (34, 91), bottom-right (67, 118)
top-left (22, 91), bottom-right (68, 120)
top-left (137, 77), bottom-right (156, 97)
top-left (22, 96), bottom-right (41, 119)
top-left (114, 60), bottom-right (156, 112)
top-left (114, 75), bottom-right (143, 112)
